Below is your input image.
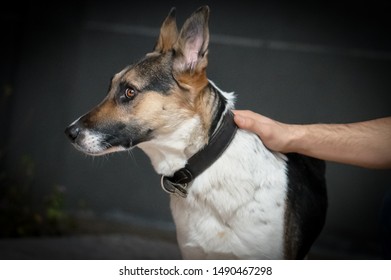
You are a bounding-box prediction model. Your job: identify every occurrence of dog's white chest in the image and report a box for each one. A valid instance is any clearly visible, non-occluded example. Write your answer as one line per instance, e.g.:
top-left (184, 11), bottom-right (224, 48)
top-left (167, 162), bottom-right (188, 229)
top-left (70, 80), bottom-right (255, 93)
top-left (170, 131), bottom-right (288, 259)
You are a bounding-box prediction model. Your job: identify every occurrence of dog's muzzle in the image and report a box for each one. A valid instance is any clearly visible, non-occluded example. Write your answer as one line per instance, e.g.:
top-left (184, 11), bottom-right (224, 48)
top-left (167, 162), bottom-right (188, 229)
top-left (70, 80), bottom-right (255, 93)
top-left (65, 122), bottom-right (81, 143)
top-left (65, 118), bottom-right (134, 156)
top-left (64, 121), bottom-right (104, 155)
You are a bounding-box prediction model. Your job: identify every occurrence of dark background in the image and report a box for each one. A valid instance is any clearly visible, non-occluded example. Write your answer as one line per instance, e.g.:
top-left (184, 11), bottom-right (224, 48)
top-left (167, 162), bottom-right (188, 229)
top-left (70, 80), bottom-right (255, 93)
top-left (1, 0), bottom-right (390, 259)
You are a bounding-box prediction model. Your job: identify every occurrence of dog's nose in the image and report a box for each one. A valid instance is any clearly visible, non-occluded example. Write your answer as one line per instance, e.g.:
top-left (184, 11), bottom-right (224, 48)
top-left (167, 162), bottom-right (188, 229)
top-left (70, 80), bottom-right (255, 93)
top-left (65, 123), bottom-right (81, 142)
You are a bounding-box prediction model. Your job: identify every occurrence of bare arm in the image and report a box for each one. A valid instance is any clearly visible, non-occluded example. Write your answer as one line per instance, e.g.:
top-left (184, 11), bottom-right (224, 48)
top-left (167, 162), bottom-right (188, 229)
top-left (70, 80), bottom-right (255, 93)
top-left (233, 110), bottom-right (391, 169)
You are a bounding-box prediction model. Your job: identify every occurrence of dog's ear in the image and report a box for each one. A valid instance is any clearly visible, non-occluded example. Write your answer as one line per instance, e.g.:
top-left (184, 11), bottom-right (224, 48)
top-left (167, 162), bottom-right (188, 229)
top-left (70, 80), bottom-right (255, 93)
top-left (154, 7), bottom-right (178, 53)
top-left (173, 6), bottom-right (210, 76)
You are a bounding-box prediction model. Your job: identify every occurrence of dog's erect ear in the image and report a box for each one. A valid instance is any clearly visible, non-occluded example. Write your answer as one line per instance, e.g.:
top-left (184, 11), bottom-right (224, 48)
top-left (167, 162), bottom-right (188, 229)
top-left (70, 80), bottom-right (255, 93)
top-left (173, 6), bottom-right (210, 75)
top-left (154, 7), bottom-right (178, 53)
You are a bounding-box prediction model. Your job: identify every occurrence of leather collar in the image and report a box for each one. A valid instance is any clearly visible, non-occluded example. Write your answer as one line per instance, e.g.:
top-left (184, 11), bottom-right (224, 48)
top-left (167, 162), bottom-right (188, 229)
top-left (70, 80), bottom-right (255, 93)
top-left (161, 110), bottom-right (238, 198)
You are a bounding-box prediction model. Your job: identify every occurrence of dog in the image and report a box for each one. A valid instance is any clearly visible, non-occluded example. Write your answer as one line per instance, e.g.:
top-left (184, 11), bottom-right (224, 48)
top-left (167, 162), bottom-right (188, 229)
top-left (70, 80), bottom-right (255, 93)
top-left (65, 6), bottom-right (327, 259)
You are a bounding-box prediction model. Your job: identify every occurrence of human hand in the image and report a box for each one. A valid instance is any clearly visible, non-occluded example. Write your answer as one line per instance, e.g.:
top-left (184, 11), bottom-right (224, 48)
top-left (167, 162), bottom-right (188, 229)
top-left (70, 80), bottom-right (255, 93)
top-left (233, 110), bottom-right (297, 153)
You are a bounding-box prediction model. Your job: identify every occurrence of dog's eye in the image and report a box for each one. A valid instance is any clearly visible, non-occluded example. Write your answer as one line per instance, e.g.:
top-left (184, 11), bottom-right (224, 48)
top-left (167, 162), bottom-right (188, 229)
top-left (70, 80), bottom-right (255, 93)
top-left (125, 87), bottom-right (137, 99)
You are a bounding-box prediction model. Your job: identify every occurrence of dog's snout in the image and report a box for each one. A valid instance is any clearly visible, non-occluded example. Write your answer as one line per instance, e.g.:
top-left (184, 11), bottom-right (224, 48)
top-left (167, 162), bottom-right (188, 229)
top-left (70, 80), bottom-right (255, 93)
top-left (65, 123), bottom-right (81, 142)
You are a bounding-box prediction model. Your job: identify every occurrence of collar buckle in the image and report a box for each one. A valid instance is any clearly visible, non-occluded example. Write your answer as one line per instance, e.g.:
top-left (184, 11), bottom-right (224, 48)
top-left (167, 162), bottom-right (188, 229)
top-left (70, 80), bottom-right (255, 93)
top-left (161, 176), bottom-right (188, 198)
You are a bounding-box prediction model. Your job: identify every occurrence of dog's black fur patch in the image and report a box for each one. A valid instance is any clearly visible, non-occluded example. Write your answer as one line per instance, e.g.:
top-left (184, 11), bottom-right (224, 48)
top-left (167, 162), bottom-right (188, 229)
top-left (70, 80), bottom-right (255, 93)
top-left (284, 153), bottom-right (328, 259)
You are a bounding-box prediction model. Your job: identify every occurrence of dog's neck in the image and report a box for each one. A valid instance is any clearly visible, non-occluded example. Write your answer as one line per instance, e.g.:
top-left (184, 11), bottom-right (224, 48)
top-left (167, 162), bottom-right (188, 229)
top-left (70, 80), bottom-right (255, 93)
top-left (161, 110), bottom-right (237, 197)
top-left (137, 81), bottom-right (233, 177)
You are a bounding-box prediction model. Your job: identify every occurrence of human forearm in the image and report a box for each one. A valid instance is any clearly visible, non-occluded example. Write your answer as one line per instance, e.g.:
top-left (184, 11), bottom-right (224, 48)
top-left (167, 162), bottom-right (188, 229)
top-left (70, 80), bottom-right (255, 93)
top-left (234, 110), bottom-right (391, 169)
top-left (290, 118), bottom-right (391, 169)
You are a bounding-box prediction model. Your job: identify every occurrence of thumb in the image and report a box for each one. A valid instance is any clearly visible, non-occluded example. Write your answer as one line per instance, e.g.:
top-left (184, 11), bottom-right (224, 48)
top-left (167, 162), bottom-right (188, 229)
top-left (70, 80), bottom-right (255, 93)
top-left (234, 114), bottom-right (265, 139)
top-left (234, 114), bottom-right (255, 130)
top-left (233, 114), bottom-right (247, 128)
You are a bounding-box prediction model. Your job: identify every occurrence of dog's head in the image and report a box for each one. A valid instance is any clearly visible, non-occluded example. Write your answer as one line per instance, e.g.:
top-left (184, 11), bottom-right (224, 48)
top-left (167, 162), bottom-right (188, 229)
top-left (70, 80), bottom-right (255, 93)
top-left (65, 6), bottom-right (212, 156)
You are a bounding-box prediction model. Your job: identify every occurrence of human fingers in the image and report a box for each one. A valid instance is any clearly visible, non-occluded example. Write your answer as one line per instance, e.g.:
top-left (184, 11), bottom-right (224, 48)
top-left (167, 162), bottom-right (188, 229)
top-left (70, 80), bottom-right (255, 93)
top-left (233, 112), bottom-right (264, 136)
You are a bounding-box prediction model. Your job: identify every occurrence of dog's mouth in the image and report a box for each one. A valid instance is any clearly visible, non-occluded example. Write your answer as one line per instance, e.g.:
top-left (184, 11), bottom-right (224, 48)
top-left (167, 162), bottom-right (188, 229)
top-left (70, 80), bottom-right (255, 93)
top-left (68, 129), bottom-right (132, 156)
top-left (65, 122), bottom-right (135, 156)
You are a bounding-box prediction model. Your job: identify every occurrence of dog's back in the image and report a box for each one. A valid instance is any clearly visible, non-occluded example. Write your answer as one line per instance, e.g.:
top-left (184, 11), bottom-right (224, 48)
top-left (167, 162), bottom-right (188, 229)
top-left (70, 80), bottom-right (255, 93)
top-left (284, 153), bottom-right (327, 259)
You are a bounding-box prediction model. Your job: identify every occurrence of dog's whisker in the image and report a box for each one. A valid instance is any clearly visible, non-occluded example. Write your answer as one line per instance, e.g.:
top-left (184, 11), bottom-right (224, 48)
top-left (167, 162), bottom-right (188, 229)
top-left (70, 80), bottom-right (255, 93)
top-left (127, 150), bottom-right (140, 168)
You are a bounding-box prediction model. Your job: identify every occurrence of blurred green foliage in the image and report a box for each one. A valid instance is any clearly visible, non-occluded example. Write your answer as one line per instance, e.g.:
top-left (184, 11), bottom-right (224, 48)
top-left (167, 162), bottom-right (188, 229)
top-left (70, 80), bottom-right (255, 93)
top-left (0, 155), bottom-right (76, 237)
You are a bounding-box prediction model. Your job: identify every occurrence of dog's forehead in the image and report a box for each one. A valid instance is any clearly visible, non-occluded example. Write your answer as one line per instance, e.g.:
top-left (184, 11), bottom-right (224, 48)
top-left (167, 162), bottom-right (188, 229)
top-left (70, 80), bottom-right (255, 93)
top-left (113, 53), bottom-right (173, 90)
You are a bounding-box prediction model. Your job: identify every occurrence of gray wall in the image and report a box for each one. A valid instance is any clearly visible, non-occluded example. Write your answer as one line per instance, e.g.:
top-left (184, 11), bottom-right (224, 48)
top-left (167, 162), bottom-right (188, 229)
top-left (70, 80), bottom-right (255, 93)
top-left (2, 1), bottom-right (391, 258)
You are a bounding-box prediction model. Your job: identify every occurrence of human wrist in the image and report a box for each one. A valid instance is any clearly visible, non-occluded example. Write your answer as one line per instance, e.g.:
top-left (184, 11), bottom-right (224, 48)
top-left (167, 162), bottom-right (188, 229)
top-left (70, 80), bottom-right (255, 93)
top-left (284, 124), bottom-right (306, 154)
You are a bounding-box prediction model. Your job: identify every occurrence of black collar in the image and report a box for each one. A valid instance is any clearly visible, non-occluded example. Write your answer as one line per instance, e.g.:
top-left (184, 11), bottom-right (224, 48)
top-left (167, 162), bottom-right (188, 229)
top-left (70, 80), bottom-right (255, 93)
top-left (161, 111), bottom-right (238, 198)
